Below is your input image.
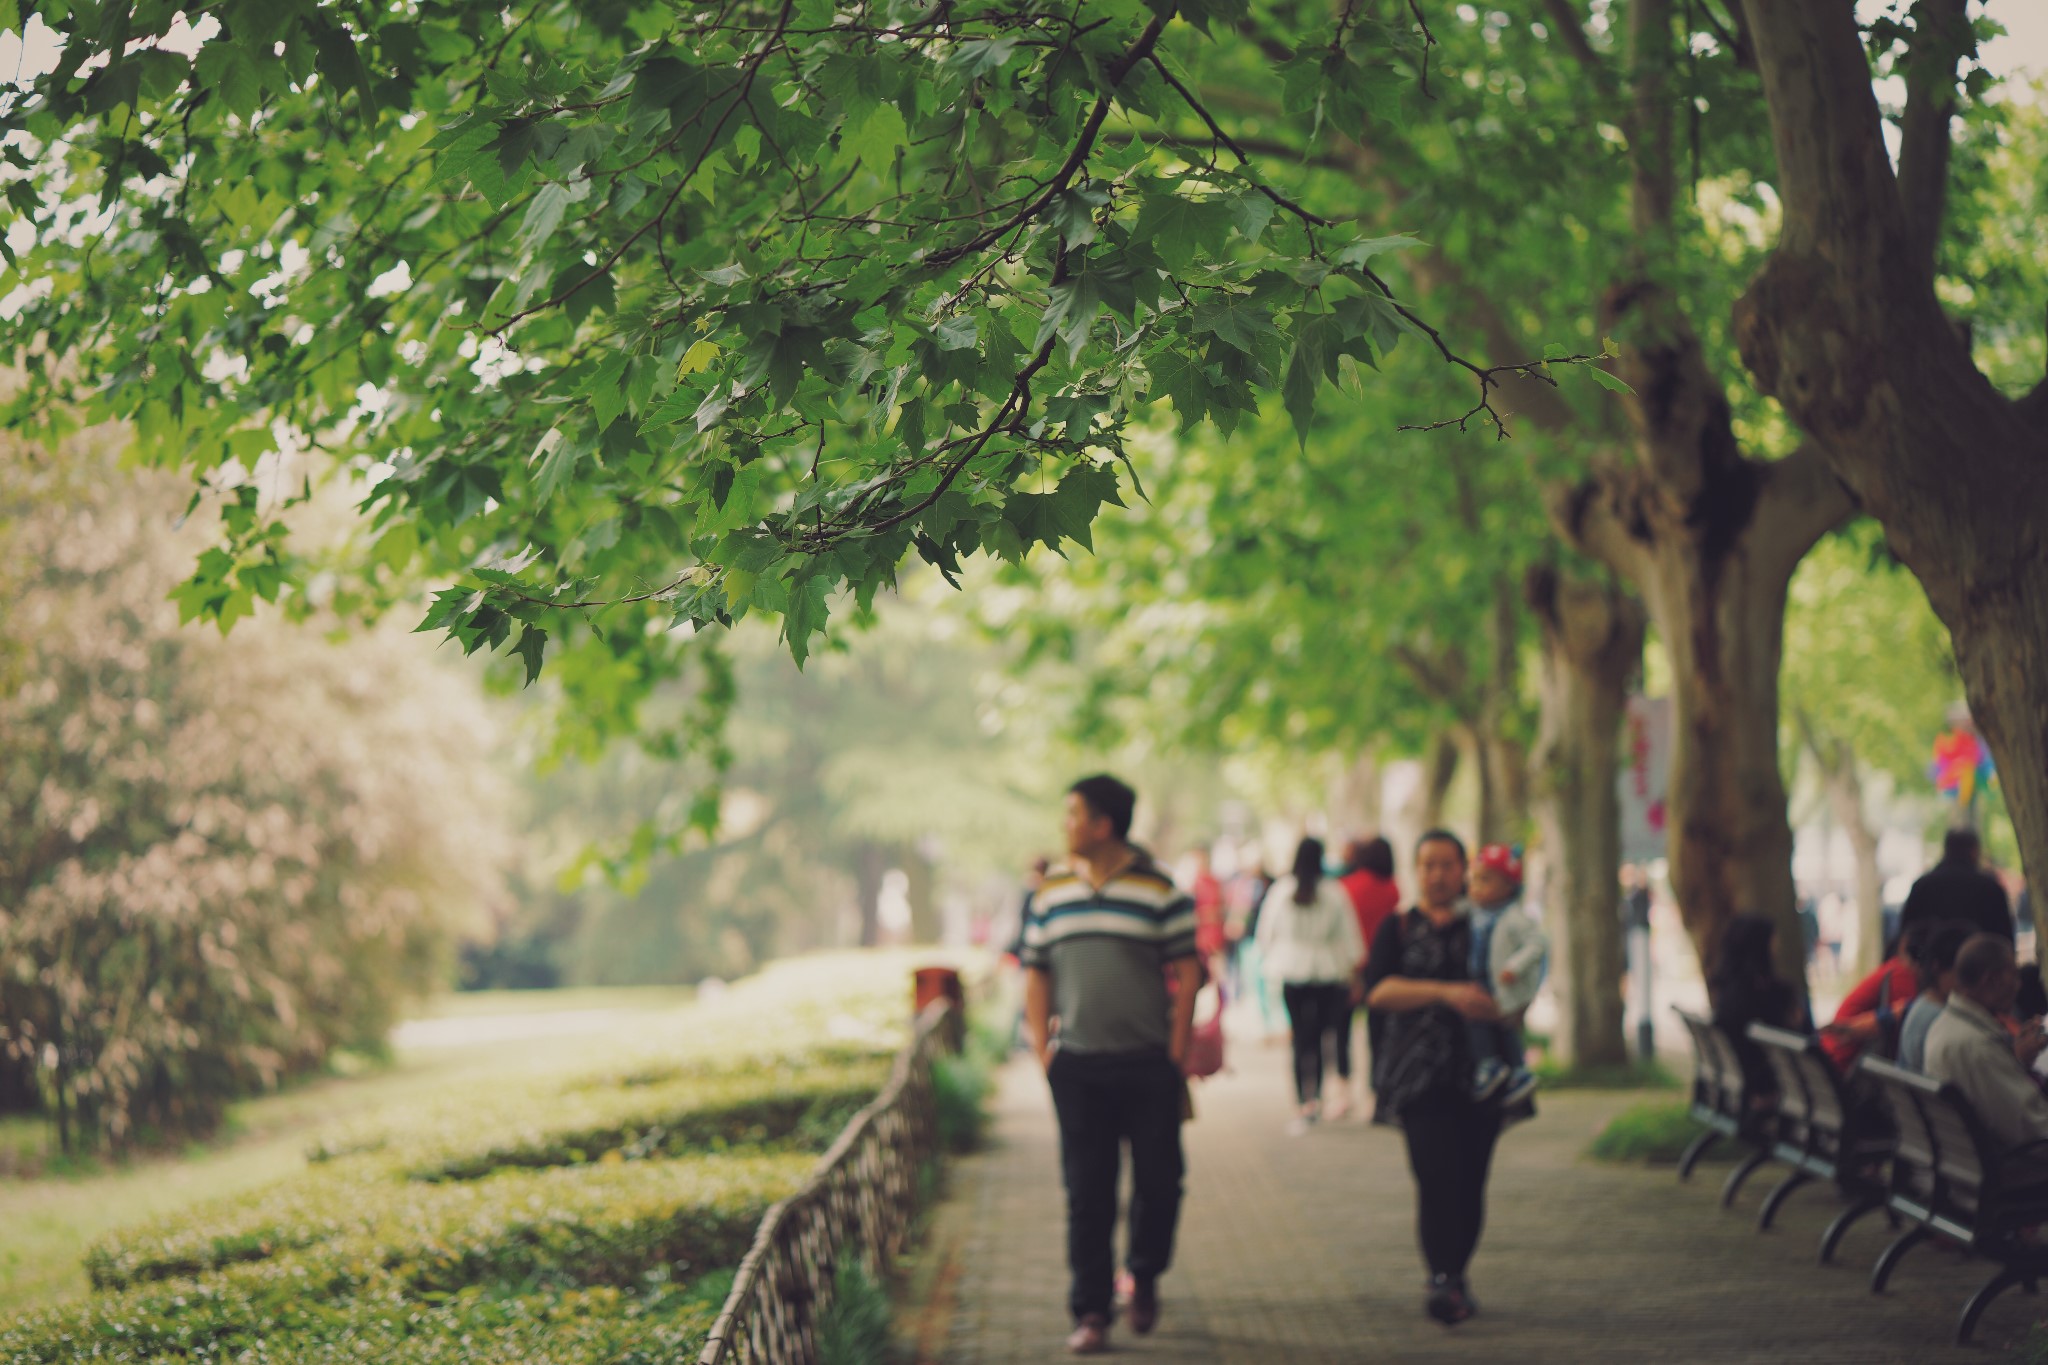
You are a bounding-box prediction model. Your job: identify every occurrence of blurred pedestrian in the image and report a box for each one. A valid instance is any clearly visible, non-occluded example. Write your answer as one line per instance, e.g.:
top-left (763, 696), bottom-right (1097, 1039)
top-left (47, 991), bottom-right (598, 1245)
top-left (1232, 853), bottom-right (1285, 1042)
top-left (1364, 830), bottom-right (1506, 1325)
top-left (1339, 837), bottom-right (1400, 1095)
top-left (1466, 845), bottom-right (1545, 1106)
top-left (1256, 836), bottom-right (1365, 1134)
top-left (1899, 828), bottom-right (2014, 946)
top-left (1021, 775), bottom-right (1200, 1354)
top-left (1190, 846), bottom-right (1227, 967)
top-left (1006, 855), bottom-right (1052, 1051)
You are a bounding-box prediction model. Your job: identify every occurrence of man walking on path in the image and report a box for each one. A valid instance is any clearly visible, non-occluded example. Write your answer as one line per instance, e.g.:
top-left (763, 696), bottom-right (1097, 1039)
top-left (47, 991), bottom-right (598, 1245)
top-left (1022, 774), bottom-right (1202, 1355)
top-left (1899, 827), bottom-right (2015, 946)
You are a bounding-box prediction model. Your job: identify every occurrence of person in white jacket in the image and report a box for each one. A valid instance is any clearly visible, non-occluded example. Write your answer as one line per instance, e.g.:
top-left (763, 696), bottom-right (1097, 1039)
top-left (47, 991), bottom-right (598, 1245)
top-left (1469, 845), bottom-right (1547, 1107)
top-left (1256, 836), bottom-right (1365, 1134)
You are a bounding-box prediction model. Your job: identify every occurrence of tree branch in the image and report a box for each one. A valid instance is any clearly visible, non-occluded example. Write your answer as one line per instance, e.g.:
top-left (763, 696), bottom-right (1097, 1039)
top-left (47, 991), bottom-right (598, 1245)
top-left (1539, 0), bottom-right (1608, 77)
top-left (1751, 442), bottom-right (1858, 584)
top-left (1543, 460), bottom-right (1654, 586)
top-left (923, 12), bottom-right (1169, 271)
top-left (1895, 0), bottom-right (1969, 275)
top-left (1626, 0), bottom-right (1676, 236)
top-left (1392, 641), bottom-right (1472, 711)
top-left (1146, 55), bottom-right (1334, 229)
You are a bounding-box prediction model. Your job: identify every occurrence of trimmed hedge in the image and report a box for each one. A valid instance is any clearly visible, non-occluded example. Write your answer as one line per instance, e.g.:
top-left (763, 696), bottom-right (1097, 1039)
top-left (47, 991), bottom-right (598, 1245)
top-left (306, 1059), bottom-right (887, 1178)
top-left (10, 953), bottom-right (983, 1365)
top-left (0, 1276), bottom-right (721, 1364)
top-left (88, 1152), bottom-right (808, 1292)
top-left (406, 1062), bottom-right (887, 1181)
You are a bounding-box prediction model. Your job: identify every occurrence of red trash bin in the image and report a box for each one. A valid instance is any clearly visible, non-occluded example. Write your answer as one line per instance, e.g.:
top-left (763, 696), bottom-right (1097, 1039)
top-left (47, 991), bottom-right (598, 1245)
top-left (912, 967), bottom-right (965, 1052)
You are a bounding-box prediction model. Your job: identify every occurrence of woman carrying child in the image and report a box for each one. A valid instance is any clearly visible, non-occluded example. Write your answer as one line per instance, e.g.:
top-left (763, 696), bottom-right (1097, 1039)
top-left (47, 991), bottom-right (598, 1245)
top-left (1364, 830), bottom-right (1523, 1327)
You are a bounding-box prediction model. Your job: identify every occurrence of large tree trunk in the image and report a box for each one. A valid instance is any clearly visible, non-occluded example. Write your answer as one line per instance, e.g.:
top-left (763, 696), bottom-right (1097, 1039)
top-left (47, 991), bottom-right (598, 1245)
top-left (1536, 0), bottom-right (1852, 992)
top-left (1478, 733), bottom-right (1528, 848)
top-left (852, 841), bottom-right (886, 947)
top-left (1734, 0), bottom-right (2048, 930)
top-left (904, 844), bottom-right (940, 944)
top-left (0, 1049), bottom-right (37, 1117)
top-left (1421, 730), bottom-right (1459, 832)
top-left (1553, 438), bottom-right (1845, 994)
top-left (1804, 724), bottom-right (1886, 977)
top-left (1528, 567), bottom-right (1645, 1069)
top-left (1478, 568), bottom-right (1531, 847)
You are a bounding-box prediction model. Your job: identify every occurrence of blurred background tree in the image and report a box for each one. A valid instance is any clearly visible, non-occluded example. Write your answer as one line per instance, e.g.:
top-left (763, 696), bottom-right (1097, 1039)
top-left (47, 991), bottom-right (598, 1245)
top-left (0, 439), bottom-right (509, 1152)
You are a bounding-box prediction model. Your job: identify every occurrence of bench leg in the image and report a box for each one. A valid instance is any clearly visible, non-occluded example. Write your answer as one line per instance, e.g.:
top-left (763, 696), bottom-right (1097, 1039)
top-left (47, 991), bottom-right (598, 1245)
top-left (1677, 1128), bottom-right (1721, 1182)
top-left (1957, 1266), bottom-right (2032, 1344)
top-left (1818, 1194), bottom-right (1886, 1265)
top-left (1757, 1169), bottom-right (1814, 1231)
top-left (1872, 1224), bottom-right (1930, 1294)
top-left (1720, 1147), bottom-right (1772, 1209)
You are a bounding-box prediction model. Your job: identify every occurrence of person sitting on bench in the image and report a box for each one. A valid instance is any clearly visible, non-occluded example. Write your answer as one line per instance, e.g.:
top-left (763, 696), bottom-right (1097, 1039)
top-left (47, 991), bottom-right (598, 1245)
top-left (1924, 934), bottom-right (2048, 1187)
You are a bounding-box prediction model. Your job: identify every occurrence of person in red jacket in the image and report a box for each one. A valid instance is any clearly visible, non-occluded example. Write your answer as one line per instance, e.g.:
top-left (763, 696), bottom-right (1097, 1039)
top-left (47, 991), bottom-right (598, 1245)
top-left (1339, 837), bottom-right (1401, 1099)
top-left (1820, 920), bottom-right (1938, 1072)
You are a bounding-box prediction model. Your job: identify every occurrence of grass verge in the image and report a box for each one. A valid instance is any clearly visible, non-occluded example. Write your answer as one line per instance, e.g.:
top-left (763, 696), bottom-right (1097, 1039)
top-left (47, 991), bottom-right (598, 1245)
top-left (1587, 1099), bottom-right (1732, 1165)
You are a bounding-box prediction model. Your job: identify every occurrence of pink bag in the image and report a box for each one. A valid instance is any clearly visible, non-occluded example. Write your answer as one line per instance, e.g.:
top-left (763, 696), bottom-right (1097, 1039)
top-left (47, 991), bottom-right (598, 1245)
top-left (1182, 982), bottom-right (1226, 1079)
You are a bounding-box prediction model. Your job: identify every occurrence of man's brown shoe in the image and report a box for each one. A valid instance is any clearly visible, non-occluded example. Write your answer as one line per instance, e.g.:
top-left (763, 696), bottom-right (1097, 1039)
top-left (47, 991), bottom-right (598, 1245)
top-left (1128, 1279), bottom-right (1159, 1335)
top-left (1065, 1314), bottom-right (1111, 1354)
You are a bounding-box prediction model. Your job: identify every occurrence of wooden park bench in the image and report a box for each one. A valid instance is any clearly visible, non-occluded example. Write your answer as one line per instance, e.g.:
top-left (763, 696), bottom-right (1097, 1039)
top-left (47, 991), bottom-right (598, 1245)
top-left (1745, 1023), bottom-right (1894, 1259)
top-left (1673, 1007), bottom-right (1773, 1207)
top-left (1859, 1056), bottom-right (2048, 1345)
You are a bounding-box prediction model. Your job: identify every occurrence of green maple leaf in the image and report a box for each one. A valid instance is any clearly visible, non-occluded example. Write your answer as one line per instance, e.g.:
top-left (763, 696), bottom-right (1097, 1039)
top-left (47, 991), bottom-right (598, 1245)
top-left (513, 625), bottom-right (548, 686)
top-left (1133, 192), bottom-right (1233, 269)
top-left (1192, 297), bottom-right (1280, 354)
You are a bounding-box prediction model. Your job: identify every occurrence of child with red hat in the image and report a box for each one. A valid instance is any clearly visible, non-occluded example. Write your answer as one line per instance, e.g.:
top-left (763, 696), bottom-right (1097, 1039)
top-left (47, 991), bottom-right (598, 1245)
top-left (1469, 844), bottom-right (1548, 1106)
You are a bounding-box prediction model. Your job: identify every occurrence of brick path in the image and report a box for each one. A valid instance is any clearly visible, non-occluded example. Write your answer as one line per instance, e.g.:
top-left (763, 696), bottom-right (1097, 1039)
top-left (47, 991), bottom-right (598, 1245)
top-left (921, 1038), bottom-right (2039, 1363)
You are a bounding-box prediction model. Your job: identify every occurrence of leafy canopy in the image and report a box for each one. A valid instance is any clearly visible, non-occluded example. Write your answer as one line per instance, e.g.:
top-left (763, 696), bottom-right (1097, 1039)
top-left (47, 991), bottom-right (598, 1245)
top-left (0, 0), bottom-right (1508, 704)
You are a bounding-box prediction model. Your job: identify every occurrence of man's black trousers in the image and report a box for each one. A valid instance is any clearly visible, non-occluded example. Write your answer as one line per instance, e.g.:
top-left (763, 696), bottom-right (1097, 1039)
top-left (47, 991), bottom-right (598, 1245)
top-left (1046, 1047), bottom-right (1185, 1322)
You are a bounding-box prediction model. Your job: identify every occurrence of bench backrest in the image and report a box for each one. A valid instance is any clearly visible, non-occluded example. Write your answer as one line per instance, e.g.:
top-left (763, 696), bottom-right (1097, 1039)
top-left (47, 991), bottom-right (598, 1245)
top-left (1860, 1056), bottom-right (1999, 1226)
top-left (1675, 1006), bottom-right (1744, 1119)
top-left (1750, 1022), bottom-right (1816, 1133)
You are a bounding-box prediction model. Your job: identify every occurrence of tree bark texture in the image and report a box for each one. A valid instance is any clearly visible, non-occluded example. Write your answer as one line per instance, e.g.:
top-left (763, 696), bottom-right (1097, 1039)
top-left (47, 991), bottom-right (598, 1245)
top-left (1552, 442), bottom-right (1847, 988)
top-left (904, 845), bottom-right (939, 944)
top-left (1794, 711), bottom-right (1886, 976)
top-left (1733, 0), bottom-right (2048, 934)
top-left (852, 841), bottom-right (886, 947)
top-left (1827, 758), bottom-right (1885, 979)
top-left (1524, 0), bottom-right (1850, 989)
top-left (1422, 730), bottom-right (1459, 833)
top-left (1528, 567), bottom-right (1645, 1068)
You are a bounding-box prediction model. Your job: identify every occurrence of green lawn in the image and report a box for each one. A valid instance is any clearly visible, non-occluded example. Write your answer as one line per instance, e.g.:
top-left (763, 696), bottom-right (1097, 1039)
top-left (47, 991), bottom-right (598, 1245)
top-left (0, 983), bottom-right (696, 1314)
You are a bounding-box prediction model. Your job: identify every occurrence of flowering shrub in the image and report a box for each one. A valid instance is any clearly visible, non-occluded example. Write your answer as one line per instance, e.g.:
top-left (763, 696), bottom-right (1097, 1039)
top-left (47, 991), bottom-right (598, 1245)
top-left (0, 448), bottom-right (509, 1150)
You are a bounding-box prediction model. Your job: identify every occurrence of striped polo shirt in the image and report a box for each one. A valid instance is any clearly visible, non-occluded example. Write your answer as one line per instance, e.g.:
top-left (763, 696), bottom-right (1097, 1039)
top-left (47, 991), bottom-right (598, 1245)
top-left (1019, 853), bottom-right (1198, 1055)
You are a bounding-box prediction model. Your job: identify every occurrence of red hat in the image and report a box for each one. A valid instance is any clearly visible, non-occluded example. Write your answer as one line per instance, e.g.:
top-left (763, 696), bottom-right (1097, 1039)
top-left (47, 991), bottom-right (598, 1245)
top-left (1476, 844), bottom-right (1523, 885)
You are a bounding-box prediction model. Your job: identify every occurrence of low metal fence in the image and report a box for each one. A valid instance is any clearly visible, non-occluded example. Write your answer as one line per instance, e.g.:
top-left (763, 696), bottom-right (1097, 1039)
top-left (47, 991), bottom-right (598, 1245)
top-left (697, 998), bottom-right (955, 1365)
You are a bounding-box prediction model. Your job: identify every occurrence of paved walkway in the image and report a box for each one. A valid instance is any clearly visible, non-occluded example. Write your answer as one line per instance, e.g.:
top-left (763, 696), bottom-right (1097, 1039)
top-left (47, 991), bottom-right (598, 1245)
top-left (918, 1038), bottom-right (2038, 1363)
